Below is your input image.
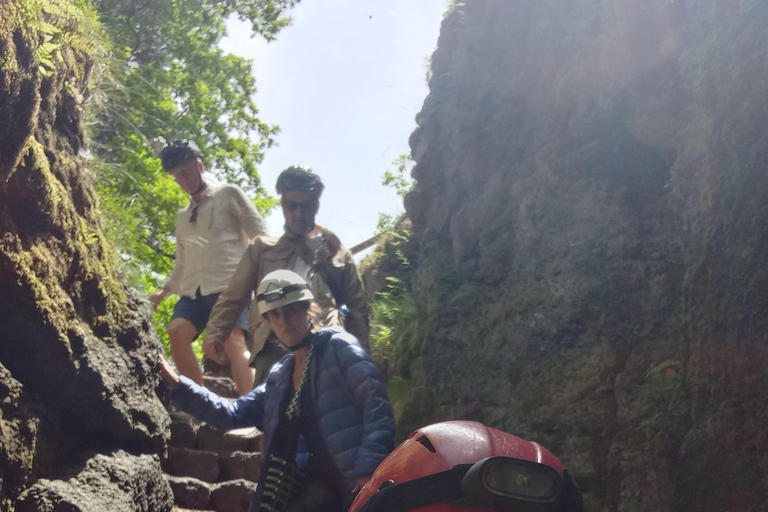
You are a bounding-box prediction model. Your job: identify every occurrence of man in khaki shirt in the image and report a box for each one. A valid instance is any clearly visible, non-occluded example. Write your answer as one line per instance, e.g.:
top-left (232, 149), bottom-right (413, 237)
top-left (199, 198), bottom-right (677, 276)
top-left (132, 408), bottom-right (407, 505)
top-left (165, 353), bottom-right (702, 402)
top-left (149, 140), bottom-right (266, 395)
top-left (202, 166), bottom-right (370, 384)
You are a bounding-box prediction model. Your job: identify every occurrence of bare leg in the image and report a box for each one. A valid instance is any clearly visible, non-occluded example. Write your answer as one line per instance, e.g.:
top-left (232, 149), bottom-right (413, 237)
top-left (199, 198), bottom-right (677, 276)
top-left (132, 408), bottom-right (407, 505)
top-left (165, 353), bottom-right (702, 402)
top-left (167, 318), bottom-right (203, 386)
top-left (224, 328), bottom-right (255, 395)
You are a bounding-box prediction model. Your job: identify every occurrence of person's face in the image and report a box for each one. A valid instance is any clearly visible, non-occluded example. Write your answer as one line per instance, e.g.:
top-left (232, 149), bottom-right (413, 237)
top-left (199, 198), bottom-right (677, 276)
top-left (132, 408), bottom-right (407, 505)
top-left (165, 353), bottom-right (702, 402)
top-left (281, 190), bottom-right (319, 237)
top-left (264, 302), bottom-right (311, 347)
top-left (170, 159), bottom-right (204, 196)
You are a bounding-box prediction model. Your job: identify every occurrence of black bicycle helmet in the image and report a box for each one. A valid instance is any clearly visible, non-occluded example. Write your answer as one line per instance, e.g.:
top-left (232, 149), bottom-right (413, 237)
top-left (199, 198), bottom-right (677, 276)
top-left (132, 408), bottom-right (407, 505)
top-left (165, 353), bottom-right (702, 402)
top-left (161, 139), bottom-right (204, 171)
top-left (275, 166), bottom-right (324, 199)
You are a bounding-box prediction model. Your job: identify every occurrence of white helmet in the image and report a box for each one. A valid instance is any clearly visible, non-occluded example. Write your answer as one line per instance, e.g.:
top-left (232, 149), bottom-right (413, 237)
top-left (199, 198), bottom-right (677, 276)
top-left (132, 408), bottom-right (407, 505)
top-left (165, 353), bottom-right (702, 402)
top-left (256, 270), bottom-right (314, 315)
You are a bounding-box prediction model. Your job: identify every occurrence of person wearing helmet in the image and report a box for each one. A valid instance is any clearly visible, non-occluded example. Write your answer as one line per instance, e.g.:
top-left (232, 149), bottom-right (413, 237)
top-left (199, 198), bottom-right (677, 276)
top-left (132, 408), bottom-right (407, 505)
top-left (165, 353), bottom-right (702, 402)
top-left (202, 166), bottom-right (370, 386)
top-left (149, 139), bottom-right (266, 395)
top-left (159, 270), bottom-right (394, 512)
top-left (349, 421), bottom-right (584, 512)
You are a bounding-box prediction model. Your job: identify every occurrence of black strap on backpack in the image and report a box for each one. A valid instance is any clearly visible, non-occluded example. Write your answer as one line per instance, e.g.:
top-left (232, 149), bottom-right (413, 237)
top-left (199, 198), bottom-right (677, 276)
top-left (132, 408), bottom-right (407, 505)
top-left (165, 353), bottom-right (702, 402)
top-left (292, 238), bottom-right (345, 305)
top-left (355, 465), bottom-right (584, 512)
top-left (356, 465), bottom-right (469, 512)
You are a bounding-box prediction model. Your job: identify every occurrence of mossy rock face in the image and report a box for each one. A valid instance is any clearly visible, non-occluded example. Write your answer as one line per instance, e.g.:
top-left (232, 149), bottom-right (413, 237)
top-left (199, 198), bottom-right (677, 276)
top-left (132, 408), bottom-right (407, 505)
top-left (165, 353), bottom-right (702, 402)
top-left (0, 362), bottom-right (37, 509)
top-left (0, 2), bottom-right (171, 509)
top-left (390, 1), bottom-right (768, 511)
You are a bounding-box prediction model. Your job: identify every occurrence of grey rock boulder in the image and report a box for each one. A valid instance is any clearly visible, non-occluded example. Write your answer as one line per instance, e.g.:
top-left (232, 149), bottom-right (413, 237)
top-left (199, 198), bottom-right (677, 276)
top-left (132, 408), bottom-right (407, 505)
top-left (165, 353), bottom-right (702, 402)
top-left (219, 451), bottom-right (262, 483)
top-left (210, 479), bottom-right (258, 512)
top-left (15, 451), bottom-right (172, 512)
top-left (164, 446), bottom-right (219, 483)
top-left (169, 411), bottom-right (199, 449)
top-left (166, 475), bottom-right (211, 510)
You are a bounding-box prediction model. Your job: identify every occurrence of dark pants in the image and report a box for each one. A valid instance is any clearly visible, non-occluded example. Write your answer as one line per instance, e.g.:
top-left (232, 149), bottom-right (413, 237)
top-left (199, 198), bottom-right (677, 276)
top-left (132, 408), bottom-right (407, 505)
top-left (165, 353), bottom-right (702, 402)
top-left (286, 481), bottom-right (343, 512)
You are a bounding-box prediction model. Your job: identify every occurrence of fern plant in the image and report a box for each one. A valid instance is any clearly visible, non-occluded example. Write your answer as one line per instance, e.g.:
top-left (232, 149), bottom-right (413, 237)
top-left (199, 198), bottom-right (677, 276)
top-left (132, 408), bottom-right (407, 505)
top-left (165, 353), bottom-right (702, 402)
top-left (7, 0), bottom-right (106, 76)
top-left (369, 228), bottom-right (432, 380)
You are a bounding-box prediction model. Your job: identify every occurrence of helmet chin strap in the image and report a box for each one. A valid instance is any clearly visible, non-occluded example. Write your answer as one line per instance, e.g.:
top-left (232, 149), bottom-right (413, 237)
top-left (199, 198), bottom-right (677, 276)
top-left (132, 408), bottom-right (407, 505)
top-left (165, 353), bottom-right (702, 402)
top-left (285, 331), bottom-right (314, 352)
top-left (192, 170), bottom-right (206, 196)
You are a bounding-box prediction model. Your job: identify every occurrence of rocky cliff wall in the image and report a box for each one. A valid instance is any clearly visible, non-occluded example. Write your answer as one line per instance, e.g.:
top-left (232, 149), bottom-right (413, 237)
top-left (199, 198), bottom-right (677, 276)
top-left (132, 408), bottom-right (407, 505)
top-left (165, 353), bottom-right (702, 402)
top-left (403, 2), bottom-right (768, 510)
top-left (0, 2), bottom-right (172, 510)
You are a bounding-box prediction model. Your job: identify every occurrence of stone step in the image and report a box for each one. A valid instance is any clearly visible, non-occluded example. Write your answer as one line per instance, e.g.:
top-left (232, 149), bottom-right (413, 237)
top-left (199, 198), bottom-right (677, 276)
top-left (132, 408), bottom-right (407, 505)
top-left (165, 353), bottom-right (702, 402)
top-left (163, 447), bottom-right (220, 483)
top-left (166, 373), bottom-right (261, 511)
top-left (202, 357), bottom-right (232, 378)
top-left (166, 476), bottom-right (258, 512)
top-left (197, 424), bottom-right (262, 453)
top-left (219, 450), bottom-right (262, 483)
top-left (202, 375), bottom-right (239, 399)
top-left (169, 411), bottom-right (200, 449)
top-left (165, 445), bottom-right (262, 481)
top-left (168, 407), bottom-right (263, 453)
top-left (167, 475), bottom-right (212, 510)
top-left (210, 479), bottom-right (258, 512)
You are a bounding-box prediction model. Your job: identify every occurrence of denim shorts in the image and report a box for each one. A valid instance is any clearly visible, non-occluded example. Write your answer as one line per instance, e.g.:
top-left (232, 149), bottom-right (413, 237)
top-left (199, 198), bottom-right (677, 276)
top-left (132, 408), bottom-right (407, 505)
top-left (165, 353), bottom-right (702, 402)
top-left (172, 289), bottom-right (249, 338)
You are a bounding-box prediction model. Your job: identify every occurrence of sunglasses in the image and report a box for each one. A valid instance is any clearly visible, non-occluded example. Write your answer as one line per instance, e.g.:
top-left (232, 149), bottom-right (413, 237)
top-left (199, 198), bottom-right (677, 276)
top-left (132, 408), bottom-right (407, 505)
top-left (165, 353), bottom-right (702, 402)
top-left (281, 199), bottom-right (317, 212)
top-left (189, 206), bottom-right (198, 223)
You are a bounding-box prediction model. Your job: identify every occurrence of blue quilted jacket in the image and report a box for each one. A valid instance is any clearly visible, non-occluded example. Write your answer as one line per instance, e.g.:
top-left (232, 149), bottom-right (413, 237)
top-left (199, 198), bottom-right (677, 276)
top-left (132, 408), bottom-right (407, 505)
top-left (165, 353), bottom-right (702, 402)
top-left (171, 327), bottom-right (395, 492)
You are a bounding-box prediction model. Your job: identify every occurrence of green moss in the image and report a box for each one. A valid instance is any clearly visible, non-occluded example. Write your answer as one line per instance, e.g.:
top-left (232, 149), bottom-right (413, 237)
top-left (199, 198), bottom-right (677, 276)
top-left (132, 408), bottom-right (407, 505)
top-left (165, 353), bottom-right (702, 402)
top-left (6, 115), bottom-right (128, 349)
top-left (384, 358), bottom-right (453, 441)
top-left (0, 28), bottom-right (19, 75)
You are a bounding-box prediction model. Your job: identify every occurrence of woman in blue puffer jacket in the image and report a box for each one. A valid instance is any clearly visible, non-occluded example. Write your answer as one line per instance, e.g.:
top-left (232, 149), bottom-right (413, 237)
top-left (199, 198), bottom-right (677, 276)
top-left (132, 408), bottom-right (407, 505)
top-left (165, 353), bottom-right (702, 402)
top-left (159, 270), bottom-right (395, 512)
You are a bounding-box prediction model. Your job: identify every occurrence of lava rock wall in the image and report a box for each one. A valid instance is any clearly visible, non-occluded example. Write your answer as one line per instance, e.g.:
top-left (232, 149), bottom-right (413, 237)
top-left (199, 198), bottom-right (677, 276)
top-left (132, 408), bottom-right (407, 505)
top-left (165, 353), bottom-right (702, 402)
top-left (0, 2), bottom-right (172, 510)
top-left (405, 2), bottom-right (768, 510)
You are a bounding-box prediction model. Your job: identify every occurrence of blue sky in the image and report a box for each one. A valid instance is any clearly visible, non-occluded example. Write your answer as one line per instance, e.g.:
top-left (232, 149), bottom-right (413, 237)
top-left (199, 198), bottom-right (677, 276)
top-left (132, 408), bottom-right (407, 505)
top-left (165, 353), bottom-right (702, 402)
top-left (220, 0), bottom-right (448, 252)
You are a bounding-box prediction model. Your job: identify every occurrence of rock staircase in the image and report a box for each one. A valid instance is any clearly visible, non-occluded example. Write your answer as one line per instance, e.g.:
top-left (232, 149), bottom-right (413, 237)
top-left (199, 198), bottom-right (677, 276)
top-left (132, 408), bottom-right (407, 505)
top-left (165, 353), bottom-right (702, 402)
top-left (165, 374), bottom-right (263, 512)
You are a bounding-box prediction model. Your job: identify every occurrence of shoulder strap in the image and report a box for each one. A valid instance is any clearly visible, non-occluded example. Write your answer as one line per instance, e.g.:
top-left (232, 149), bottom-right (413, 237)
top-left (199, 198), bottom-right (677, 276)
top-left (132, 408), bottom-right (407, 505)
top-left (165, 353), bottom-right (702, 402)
top-left (315, 262), bottom-right (344, 305)
top-left (292, 239), bottom-right (345, 304)
top-left (357, 465), bottom-right (469, 512)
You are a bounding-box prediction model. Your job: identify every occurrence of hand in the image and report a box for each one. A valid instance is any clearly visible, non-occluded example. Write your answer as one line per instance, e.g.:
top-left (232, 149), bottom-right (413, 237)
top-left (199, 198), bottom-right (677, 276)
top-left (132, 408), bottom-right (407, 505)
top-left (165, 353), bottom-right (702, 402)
top-left (149, 289), bottom-right (167, 310)
top-left (158, 354), bottom-right (180, 389)
top-left (352, 475), bottom-right (371, 495)
top-left (202, 340), bottom-right (225, 364)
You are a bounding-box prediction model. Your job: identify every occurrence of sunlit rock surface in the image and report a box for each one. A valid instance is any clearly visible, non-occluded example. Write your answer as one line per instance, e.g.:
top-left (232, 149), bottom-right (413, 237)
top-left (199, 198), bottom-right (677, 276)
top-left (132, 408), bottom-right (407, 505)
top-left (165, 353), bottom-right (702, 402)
top-left (0, 3), bottom-right (171, 510)
top-left (403, 2), bottom-right (768, 510)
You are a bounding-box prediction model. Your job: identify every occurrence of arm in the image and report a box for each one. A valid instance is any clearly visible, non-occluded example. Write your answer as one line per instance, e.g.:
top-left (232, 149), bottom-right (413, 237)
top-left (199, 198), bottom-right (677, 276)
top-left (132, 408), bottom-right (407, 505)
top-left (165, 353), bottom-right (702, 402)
top-left (159, 354), bottom-right (265, 429)
top-left (341, 254), bottom-right (371, 352)
top-left (151, 225), bottom-right (184, 308)
top-left (173, 376), bottom-right (266, 429)
top-left (336, 342), bottom-right (395, 479)
top-left (203, 243), bottom-right (262, 347)
top-left (228, 185), bottom-right (267, 239)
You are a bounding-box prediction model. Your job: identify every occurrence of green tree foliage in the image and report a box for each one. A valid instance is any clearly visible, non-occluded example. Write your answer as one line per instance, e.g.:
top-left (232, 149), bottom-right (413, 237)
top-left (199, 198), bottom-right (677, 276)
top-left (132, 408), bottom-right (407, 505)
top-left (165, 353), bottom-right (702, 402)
top-left (82, 0), bottom-right (297, 345)
top-left (88, 0), bottom-right (298, 290)
top-left (377, 154), bottom-right (414, 233)
top-left (382, 153), bottom-right (415, 198)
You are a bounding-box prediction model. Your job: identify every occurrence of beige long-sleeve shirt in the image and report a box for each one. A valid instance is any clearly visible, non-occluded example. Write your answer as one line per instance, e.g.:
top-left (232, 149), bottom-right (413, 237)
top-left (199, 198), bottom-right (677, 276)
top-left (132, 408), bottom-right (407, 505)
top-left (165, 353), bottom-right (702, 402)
top-left (163, 183), bottom-right (266, 298)
top-left (204, 226), bottom-right (370, 353)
